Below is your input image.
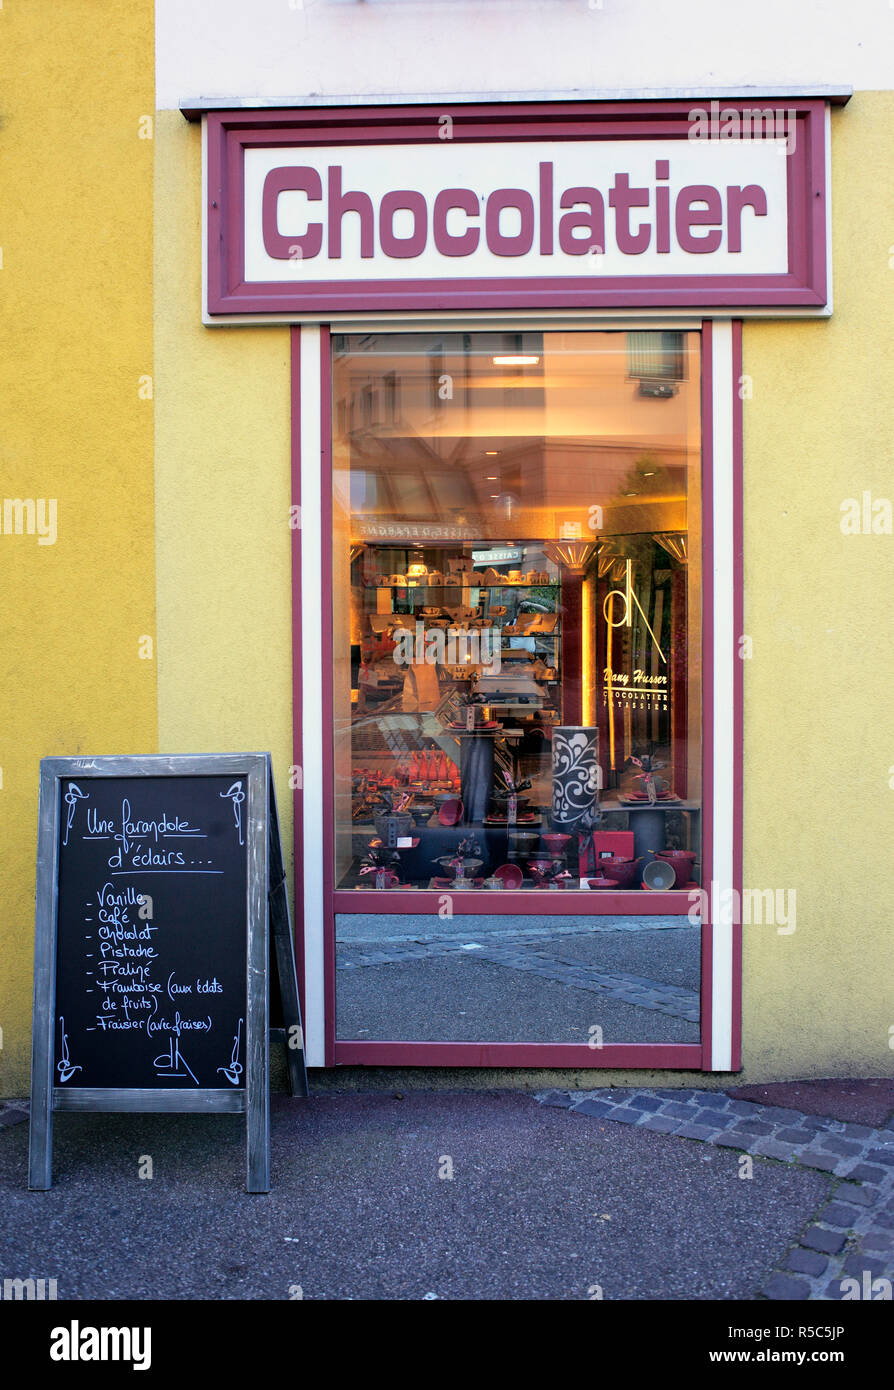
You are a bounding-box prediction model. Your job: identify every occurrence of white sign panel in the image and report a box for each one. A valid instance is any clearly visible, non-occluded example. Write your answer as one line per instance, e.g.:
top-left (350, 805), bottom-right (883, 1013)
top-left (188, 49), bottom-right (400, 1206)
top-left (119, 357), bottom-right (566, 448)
top-left (244, 139), bottom-right (789, 283)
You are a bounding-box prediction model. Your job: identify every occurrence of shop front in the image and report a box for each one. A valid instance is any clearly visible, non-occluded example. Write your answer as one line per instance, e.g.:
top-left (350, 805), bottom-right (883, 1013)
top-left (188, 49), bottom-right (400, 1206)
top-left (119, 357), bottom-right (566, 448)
top-left (193, 95), bottom-right (836, 1072)
top-left (8, 5), bottom-right (894, 1107)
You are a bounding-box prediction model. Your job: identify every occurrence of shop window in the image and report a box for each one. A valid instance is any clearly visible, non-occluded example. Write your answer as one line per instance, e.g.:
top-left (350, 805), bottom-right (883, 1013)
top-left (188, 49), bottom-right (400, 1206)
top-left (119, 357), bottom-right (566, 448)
top-left (330, 330), bottom-right (702, 897)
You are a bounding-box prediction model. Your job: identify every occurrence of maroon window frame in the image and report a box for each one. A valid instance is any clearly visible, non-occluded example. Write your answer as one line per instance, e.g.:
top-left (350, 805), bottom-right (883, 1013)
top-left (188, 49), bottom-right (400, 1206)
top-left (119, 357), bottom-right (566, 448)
top-left (287, 319), bottom-right (745, 1071)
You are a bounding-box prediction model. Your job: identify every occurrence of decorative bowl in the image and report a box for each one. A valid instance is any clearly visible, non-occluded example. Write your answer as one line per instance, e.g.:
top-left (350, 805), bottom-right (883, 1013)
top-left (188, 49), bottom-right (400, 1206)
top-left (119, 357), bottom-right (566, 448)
top-left (587, 876), bottom-right (621, 890)
top-left (642, 859), bottom-right (677, 891)
top-left (373, 812), bottom-right (413, 841)
top-left (635, 774), bottom-right (670, 794)
top-left (655, 849), bottom-right (696, 887)
top-left (437, 798), bottom-right (464, 826)
top-left (494, 863), bottom-right (524, 889)
top-left (598, 856), bottom-right (640, 889)
top-left (433, 855), bottom-right (482, 878)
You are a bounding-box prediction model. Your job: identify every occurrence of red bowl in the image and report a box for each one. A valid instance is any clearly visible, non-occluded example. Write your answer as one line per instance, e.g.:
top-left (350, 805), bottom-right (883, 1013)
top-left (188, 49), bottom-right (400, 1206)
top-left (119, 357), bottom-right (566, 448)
top-left (494, 862), bottom-right (524, 889)
top-left (598, 856), bottom-right (640, 889)
top-left (438, 798), bottom-right (464, 826)
top-left (587, 876), bottom-right (621, 890)
top-left (541, 833), bottom-right (572, 855)
top-left (656, 849), bottom-right (696, 888)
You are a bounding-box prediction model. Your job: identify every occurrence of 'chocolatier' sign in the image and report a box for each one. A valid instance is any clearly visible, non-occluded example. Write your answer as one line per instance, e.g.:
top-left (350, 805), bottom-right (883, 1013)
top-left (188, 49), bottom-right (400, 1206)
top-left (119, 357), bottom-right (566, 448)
top-left (204, 100), bottom-right (829, 316)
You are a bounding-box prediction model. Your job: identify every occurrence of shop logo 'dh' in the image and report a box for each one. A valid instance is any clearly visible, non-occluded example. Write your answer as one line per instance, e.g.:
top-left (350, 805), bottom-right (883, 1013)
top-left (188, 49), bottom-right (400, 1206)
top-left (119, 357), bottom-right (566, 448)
top-left (603, 559), bottom-right (665, 663)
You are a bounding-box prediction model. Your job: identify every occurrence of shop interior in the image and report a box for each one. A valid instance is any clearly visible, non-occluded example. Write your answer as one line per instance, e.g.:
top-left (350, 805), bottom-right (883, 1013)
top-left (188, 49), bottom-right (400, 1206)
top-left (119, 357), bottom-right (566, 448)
top-left (330, 328), bottom-right (704, 1042)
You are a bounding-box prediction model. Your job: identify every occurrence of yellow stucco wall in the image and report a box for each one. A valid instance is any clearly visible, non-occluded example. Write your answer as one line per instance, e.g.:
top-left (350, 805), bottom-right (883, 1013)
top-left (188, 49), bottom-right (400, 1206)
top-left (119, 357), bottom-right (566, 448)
top-left (2, 29), bottom-right (890, 1094)
top-left (152, 111), bottom-right (294, 888)
top-left (739, 92), bottom-right (894, 1079)
top-left (0, 2), bottom-right (157, 1095)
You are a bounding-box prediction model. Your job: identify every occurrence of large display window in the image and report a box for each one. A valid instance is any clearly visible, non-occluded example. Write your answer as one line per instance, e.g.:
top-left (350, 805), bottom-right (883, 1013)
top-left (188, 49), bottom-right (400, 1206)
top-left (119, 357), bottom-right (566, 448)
top-left (330, 329), bottom-right (702, 900)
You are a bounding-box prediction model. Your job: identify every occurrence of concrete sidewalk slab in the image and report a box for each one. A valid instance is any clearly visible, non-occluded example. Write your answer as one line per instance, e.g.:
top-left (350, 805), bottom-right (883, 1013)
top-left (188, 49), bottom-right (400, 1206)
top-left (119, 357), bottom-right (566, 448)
top-left (726, 1080), bottom-right (894, 1129)
top-left (0, 1090), bottom-right (830, 1301)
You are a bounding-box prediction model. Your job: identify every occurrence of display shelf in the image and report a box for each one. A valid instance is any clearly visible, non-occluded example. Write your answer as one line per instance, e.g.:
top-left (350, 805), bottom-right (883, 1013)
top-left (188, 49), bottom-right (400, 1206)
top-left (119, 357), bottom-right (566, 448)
top-left (369, 581), bottom-right (560, 591)
top-left (600, 796), bottom-right (702, 812)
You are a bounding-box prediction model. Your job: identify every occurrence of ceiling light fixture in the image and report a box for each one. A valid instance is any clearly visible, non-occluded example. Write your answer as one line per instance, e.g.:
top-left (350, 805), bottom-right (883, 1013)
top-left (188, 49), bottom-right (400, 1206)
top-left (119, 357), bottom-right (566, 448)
top-left (492, 355), bottom-right (540, 366)
top-left (542, 539), bottom-right (599, 574)
top-left (653, 533), bottom-right (688, 564)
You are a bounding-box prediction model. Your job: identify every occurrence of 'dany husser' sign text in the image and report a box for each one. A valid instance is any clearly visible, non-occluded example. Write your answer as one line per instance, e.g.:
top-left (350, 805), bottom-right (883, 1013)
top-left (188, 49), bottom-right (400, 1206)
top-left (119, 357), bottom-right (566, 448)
top-left (203, 99), bottom-right (829, 317)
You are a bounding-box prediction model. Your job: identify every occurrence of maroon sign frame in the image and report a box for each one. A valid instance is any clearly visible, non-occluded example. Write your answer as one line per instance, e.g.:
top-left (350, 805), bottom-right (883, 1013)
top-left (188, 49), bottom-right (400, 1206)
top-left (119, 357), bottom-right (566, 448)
top-left (207, 100), bottom-right (828, 317)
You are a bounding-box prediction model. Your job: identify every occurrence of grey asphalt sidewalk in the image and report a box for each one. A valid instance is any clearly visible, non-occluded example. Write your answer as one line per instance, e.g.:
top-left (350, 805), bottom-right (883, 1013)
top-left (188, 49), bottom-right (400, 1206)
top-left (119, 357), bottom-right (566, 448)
top-left (1, 1084), bottom-right (879, 1301)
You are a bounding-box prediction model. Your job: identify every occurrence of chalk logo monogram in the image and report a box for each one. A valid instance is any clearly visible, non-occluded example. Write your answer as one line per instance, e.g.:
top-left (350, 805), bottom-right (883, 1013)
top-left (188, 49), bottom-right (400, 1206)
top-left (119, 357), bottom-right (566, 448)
top-left (152, 1035), bottom-right (199, 1085)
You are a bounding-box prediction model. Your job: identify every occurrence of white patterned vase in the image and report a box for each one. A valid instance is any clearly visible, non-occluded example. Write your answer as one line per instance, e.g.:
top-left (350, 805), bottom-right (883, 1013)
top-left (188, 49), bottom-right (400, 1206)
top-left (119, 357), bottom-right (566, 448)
top-left (551, 726), bottom-right (599, 830)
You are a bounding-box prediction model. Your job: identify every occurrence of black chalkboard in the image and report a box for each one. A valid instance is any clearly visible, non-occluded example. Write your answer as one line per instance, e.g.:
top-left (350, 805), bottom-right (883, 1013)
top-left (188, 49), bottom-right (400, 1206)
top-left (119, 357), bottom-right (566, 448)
top-left (29, 754), bottom-right (306, 1193)
top-left (54, 774), bottom-right (249, 1090)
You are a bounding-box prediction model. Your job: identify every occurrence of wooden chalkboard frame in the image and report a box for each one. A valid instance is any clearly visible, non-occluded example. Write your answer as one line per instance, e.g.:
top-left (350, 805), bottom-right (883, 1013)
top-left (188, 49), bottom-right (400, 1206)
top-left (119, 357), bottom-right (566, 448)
top-left (28, 752), bottom-right (306, 1194)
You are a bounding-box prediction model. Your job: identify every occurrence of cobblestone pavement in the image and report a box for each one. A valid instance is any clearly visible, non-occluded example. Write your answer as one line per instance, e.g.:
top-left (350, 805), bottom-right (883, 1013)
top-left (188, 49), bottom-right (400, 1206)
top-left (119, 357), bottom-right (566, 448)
top-left (337, 928), bottom-right (700, 1022)
top-left (537, 1086), bottom-right (894, 1300)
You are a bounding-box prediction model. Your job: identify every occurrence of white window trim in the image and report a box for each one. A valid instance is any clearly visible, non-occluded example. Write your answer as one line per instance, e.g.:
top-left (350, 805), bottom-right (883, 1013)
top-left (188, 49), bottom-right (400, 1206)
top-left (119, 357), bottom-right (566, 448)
top-left (298, 314), bottom-right (737, 1071)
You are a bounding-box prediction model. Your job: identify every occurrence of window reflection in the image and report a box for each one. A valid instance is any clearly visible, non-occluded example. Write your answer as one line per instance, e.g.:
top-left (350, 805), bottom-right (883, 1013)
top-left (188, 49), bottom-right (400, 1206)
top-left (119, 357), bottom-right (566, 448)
top-left (331, 331), bottom-right (701, 895)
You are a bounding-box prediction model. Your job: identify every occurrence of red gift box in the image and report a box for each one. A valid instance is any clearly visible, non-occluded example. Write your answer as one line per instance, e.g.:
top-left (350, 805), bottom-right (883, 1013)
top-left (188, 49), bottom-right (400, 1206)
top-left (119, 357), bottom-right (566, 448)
top-left (581, 831), bottom-right (636, 878)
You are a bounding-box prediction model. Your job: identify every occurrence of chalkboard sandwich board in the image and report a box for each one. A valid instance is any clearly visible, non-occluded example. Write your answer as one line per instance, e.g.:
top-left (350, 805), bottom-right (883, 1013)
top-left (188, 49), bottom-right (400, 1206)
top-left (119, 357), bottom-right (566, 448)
top-left (29, 753), bottom-right (306, 1193)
